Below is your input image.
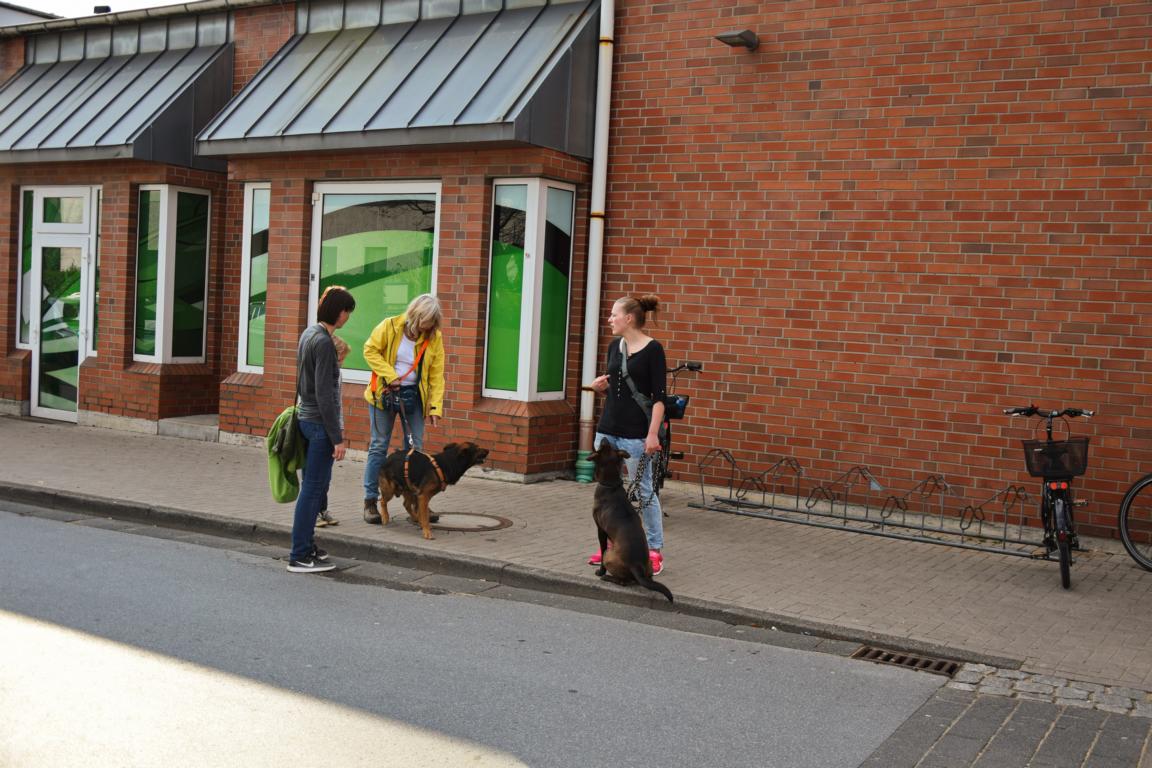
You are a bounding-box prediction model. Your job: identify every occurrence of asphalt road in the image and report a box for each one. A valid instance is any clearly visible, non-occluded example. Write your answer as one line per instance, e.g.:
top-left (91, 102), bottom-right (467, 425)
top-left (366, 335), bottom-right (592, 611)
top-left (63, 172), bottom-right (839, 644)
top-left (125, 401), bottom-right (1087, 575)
top-left (0, 508), bottom-right (943, 767)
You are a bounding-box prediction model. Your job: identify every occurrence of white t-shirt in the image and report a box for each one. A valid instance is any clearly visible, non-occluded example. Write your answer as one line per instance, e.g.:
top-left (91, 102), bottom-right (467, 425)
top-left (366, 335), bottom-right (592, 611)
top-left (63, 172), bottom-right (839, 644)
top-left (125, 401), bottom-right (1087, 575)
top-left (395, 335), bottom-right (419, 386)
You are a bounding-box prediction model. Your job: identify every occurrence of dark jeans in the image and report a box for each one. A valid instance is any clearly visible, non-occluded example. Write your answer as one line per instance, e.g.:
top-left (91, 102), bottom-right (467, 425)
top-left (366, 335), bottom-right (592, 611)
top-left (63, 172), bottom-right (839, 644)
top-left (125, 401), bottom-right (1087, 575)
top-left (291, 419), bottom-right (334, 561)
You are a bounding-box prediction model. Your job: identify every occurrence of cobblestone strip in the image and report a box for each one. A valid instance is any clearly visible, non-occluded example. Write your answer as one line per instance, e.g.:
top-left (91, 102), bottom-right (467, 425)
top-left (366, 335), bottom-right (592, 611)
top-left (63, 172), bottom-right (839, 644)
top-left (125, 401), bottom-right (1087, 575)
top-left (948, 663), bottom-right (1152, 718)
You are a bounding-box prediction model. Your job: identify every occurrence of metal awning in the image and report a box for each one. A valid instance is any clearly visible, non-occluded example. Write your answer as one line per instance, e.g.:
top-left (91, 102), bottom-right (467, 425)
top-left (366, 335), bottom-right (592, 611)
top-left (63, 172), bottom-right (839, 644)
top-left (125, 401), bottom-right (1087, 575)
top-left (0, 13), bottom-right (233, 167)
top-left (196, 0), bottom-right (598, 159)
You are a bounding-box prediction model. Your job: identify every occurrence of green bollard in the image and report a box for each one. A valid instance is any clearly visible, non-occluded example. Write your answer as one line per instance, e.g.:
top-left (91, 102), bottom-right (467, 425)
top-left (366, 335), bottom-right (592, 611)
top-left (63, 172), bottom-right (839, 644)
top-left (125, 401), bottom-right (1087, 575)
top-left (575, 450), bottom-right (594, 483)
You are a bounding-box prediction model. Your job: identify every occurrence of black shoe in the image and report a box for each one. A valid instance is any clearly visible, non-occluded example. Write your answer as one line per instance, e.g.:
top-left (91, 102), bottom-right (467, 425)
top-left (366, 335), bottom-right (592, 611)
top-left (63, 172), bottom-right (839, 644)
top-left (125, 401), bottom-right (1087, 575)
top-left (310, 546), bottom-right (330, 562)
top-left (287, 556), bottom-right (335, 574)
top-left (363, 498), bottom-right (382, 524)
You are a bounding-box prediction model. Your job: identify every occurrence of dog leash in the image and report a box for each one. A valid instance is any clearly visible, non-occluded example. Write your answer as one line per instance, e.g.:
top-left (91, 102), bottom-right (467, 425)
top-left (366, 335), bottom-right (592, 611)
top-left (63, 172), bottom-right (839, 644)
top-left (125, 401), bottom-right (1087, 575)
top-left (626, 451), bottom-right (662, 512)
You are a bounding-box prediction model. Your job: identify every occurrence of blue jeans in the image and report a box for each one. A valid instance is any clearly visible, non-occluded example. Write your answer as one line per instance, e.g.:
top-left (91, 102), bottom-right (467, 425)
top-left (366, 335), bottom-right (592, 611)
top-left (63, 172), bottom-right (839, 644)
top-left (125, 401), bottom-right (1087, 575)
top-left (292, 420), bottom-right (334, 561)
top-left (363, 386), bottom-right (425, 501)
top-left (594, 432), bottom-right (663, 551)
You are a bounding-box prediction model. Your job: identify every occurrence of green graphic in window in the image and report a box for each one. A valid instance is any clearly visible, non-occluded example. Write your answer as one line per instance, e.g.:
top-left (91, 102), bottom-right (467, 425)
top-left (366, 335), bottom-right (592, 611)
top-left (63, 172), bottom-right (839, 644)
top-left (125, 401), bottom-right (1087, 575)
top-left (485, 185), bottom-right (527, 391)
top-left (19, 190), bottom-right (32, 345)
top-left (318, 194), bottom-right (437, 372)
top-left (537, 187), bottom-right (573, 393)
top-left (134, 190), bottom-right (161, 356)
top-left (172, 192), bottom-right (209, 358)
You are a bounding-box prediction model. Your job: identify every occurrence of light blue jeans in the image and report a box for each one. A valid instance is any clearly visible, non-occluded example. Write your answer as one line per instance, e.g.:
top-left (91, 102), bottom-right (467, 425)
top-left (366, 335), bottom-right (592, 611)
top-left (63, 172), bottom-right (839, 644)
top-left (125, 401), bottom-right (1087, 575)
top-left (363, 386), bottom-right (425, 501)
top-left (594, 432), bottom-right (663, 551)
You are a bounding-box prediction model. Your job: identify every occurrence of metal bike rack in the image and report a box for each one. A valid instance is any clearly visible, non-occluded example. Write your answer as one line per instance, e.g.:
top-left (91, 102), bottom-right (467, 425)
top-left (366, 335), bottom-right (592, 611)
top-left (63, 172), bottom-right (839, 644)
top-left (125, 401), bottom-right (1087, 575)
top-left (691, 450), bottom-right (1048, 557)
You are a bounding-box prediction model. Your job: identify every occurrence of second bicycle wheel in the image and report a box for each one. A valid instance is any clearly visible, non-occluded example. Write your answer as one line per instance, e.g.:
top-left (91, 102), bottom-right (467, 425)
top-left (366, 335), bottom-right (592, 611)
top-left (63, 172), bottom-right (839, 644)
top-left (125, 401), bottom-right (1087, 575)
top-left (1119, 474), bottom-right (1152, 571)
top-left (1054, 500), bottom-right (1072, 590)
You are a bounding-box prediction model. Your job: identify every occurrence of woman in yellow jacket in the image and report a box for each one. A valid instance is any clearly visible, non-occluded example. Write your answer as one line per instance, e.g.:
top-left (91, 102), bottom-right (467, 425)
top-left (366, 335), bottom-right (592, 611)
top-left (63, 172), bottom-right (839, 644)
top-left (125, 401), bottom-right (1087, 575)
top-left (361, 293), bottom-right (446, 523)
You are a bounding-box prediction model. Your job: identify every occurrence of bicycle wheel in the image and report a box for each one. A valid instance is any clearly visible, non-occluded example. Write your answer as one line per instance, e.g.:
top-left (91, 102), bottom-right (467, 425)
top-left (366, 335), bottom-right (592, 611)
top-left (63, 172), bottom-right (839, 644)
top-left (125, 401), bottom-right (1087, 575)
top-left (1119, 473), bottom-right (1152, 571)
top-left (1054, 498), bottom-right (1072, 590)
top-left (655, 423), bottom-right (671, 494)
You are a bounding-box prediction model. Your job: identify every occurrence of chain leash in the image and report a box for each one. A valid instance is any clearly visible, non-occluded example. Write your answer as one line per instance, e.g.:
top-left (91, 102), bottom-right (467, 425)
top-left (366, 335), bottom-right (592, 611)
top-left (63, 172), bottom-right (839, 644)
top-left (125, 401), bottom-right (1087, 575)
top-left (626, 450), bottom-right (663, 512)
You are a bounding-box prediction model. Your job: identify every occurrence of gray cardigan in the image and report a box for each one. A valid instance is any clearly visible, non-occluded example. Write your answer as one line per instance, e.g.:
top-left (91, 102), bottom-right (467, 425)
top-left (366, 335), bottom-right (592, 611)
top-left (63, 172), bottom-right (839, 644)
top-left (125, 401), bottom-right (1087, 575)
top-left (296, 324), bottom-right (344, 445)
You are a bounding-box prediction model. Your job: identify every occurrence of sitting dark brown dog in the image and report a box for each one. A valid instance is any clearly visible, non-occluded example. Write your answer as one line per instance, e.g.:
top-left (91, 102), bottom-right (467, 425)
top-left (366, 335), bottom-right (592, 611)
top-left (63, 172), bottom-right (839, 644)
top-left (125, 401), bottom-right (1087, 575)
top-left (590, 442), bottom-right (673, 604)
top-left (373, 442), bottom-right (489, 540)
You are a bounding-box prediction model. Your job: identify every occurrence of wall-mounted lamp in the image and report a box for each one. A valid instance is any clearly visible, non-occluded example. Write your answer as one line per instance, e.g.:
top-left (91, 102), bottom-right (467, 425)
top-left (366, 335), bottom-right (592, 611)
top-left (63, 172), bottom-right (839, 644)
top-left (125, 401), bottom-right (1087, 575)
top-left (714, 29), bottom-right (760, 52)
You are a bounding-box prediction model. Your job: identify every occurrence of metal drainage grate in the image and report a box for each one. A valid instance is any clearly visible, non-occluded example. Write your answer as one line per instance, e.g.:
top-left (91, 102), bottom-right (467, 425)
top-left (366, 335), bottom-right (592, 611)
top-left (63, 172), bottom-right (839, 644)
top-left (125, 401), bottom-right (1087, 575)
top-left (850, 646), bottom-right (960, 677)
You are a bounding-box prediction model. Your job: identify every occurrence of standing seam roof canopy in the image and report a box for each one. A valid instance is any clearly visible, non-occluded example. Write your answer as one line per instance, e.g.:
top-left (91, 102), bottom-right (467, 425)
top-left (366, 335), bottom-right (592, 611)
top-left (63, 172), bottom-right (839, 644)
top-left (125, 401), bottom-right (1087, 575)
top-left (196, 0), bottom-right (598, 159)
top-left (0, 13), bottom-right (233, 167)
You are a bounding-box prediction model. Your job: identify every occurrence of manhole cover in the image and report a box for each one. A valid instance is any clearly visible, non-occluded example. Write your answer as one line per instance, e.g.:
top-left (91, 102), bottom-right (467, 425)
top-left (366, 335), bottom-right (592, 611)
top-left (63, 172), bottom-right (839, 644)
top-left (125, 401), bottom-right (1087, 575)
top-left (426, 513), bottom-right (513, 532)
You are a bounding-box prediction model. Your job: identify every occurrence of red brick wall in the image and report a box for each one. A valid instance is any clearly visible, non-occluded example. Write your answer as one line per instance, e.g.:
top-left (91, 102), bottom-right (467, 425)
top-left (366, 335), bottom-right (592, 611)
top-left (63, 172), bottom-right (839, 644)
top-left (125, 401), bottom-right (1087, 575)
top-left (0, 162), bottom-right (227, 420)
top-left (231, 3), bottom-right (296, 94)
top-left (0, 179), bottom-right (29, 403)
top-left (0, 37), bottom-right (24, 86)
top-left (610, 0), bottom-right (1152, 536)
top-left (220, 147), bottom-right (591, 476)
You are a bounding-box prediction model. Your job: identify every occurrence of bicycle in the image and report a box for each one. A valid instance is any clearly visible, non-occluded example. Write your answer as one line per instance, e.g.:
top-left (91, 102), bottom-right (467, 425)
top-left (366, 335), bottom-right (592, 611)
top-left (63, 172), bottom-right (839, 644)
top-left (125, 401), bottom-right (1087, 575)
top-left (1118, 472), bottom-right (1152, 572)
top-left (1003, 404), bottom-right (1094, 589)
top-left (654, 360), bottom-right (703, 495)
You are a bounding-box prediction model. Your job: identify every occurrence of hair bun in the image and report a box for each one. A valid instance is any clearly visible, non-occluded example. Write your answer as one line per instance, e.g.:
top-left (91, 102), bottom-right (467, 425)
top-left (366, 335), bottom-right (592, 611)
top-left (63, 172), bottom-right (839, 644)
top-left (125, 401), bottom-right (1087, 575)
top-left (638, 294), bottom-right (660, 313)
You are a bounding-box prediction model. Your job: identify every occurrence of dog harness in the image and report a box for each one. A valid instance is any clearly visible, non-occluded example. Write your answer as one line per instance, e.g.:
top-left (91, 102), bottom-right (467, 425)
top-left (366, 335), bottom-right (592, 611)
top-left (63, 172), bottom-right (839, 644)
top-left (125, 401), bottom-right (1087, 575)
top-left (403, 448), bottom-right (447, 493)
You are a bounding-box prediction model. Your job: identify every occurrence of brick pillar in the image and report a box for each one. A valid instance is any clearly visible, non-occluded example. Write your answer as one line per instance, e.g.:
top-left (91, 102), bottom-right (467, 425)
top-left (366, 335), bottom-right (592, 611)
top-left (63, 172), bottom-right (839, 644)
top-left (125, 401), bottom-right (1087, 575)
top-left (263, 177), bottom-right (312, 407)
top-left (0, 182), bottom-right (31, 407)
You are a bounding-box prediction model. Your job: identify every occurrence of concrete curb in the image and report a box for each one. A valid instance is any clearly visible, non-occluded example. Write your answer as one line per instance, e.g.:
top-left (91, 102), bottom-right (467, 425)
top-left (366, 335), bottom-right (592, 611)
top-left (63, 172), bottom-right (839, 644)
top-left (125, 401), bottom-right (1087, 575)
top-left (0, 480), bottom-right (1021, 670)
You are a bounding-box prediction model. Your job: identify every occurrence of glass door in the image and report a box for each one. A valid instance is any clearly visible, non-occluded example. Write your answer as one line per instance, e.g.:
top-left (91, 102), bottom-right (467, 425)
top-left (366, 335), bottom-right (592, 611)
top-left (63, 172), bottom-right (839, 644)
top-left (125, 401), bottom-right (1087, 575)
top-left (30, 237), bottom-right (89, 420)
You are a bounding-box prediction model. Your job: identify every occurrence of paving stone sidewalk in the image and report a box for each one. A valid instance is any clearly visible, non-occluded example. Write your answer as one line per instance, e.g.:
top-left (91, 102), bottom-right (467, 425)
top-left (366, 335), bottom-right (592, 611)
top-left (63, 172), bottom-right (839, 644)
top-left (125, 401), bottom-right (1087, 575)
top-left (3, 416), bottom-right (1152, 695)
top-left (862, 687), bottom-right (1152, 768)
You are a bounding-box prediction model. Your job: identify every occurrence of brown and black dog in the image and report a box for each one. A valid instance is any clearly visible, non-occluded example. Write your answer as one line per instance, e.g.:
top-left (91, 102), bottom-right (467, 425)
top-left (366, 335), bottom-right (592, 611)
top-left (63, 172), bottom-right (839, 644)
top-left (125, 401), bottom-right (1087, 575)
top-left (374, 442), bottom-right (490, 540)
top-left (590, 442), bottom-right (674, 604)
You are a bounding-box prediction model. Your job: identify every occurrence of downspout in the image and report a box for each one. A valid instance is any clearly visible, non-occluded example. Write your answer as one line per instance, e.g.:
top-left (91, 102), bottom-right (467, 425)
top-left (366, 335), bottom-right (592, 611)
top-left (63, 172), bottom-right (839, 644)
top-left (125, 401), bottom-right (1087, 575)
top-left (575, 0), bottom-right (616, 481)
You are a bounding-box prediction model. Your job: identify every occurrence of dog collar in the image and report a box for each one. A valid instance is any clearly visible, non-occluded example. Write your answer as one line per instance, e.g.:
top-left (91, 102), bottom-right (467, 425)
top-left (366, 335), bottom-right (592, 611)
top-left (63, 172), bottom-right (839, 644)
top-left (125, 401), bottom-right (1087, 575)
top-left (404, 448), bottom-right (447, 493)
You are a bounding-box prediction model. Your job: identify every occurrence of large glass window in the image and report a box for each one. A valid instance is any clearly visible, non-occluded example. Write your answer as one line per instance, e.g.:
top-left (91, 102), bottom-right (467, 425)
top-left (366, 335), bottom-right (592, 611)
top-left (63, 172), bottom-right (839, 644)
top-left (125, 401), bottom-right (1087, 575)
top-left (239, 184), bottom-right (269, 372)
top-left (135, 190), bottom-right (161, 357)
top-left (484, 179), bottom-right (575, 400)
top-left (134, 185), bottom-right (211, 363)
top-left (17, 190), bottom-right (32, 347)
top-left (310, 182), bottom-right (440, 381)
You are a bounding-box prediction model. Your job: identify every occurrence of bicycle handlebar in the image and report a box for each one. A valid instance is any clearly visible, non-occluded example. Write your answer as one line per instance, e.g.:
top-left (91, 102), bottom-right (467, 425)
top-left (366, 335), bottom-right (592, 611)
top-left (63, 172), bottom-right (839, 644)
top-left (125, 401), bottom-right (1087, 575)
top-left (1003, 405), bottom-right (1094, 419)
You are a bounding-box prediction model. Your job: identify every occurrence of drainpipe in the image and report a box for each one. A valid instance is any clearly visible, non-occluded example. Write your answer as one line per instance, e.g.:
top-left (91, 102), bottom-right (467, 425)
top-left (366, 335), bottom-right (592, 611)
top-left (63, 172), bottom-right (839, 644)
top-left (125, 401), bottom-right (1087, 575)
top-left (575, 0), bottom-right (616, 482)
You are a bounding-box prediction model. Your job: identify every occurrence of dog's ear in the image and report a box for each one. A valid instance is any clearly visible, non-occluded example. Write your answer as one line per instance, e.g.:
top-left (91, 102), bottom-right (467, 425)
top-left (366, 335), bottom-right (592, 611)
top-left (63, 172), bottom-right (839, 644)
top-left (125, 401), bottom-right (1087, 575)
top-left (617, 449), bottom-right (631, 460)
top-left (441, 442), bottom-right (459, 455)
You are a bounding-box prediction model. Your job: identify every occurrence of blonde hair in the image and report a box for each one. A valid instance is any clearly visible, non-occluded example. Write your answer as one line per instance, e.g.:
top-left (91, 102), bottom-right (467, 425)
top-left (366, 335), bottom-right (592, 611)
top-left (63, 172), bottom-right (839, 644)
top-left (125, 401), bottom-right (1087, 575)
top-left (405, 293), bottom-right (442, 336)
top-left (615, 294), bottom-right (660, 329)
top-left (331, 333), bottom-right (350, 364)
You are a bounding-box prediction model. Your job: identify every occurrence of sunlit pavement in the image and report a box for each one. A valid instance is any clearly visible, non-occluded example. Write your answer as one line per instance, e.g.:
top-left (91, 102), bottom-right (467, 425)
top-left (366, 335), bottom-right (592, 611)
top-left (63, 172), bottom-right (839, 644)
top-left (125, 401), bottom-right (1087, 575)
top-left (0, 611), bottom-right (527, 767)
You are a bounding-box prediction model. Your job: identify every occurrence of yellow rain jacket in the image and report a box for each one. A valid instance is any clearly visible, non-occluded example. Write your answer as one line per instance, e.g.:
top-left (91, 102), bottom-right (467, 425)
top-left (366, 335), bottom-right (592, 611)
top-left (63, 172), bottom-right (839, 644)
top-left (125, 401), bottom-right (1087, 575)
top-left (362, 313), bottom-right (445, 419)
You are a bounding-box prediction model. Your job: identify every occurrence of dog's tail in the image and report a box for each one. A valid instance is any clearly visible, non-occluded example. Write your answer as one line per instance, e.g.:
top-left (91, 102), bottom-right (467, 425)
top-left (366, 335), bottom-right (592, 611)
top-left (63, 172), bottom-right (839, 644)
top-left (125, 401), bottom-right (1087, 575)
top-left (631, 568), bottom-right (674, 604)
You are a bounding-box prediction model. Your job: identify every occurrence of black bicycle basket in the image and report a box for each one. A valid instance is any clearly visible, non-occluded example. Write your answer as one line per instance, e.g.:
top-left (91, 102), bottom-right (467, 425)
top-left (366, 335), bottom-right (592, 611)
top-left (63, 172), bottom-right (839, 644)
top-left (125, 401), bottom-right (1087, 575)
top-left (664, 393), bottom-right (689, 420)
top-left (1021, 437), bottom-right (1090, 478)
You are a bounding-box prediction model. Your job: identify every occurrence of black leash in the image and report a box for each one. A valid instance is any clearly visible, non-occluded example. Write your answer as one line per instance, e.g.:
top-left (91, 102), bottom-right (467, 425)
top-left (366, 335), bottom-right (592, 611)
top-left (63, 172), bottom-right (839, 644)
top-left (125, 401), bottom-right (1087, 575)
top-left (373, 388), bottom-right (416, 450)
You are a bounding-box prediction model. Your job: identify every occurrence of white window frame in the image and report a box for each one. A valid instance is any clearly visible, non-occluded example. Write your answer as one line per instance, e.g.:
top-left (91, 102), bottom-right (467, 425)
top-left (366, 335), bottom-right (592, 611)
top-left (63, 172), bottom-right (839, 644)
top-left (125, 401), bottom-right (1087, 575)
top-left (309, 181), bottom-right (442, 385)
top-left (133, 184), bottom-right (212, 364)
top-left (33, 186), bottom-right (93, 235)
top-left (238, 182), bottom-right (270, 374)
top-left (482, 178), bottom-right (575, 402)
top-left (17, 186), bottom-right (101, 356)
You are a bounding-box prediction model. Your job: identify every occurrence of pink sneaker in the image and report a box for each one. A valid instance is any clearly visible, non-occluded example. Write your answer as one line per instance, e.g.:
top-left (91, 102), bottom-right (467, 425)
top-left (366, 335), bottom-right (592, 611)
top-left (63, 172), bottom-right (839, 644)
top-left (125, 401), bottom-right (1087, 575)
top-left (650, 550), bottom-right (664, 576)
top-left (588, 541), bottom-right (611, 566)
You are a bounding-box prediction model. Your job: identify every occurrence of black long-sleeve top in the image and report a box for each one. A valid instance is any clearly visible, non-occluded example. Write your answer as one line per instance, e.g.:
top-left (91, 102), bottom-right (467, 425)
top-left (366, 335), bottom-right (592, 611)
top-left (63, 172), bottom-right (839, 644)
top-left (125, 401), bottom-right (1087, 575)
top-left (596, 338), bottom-right (667, 440)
